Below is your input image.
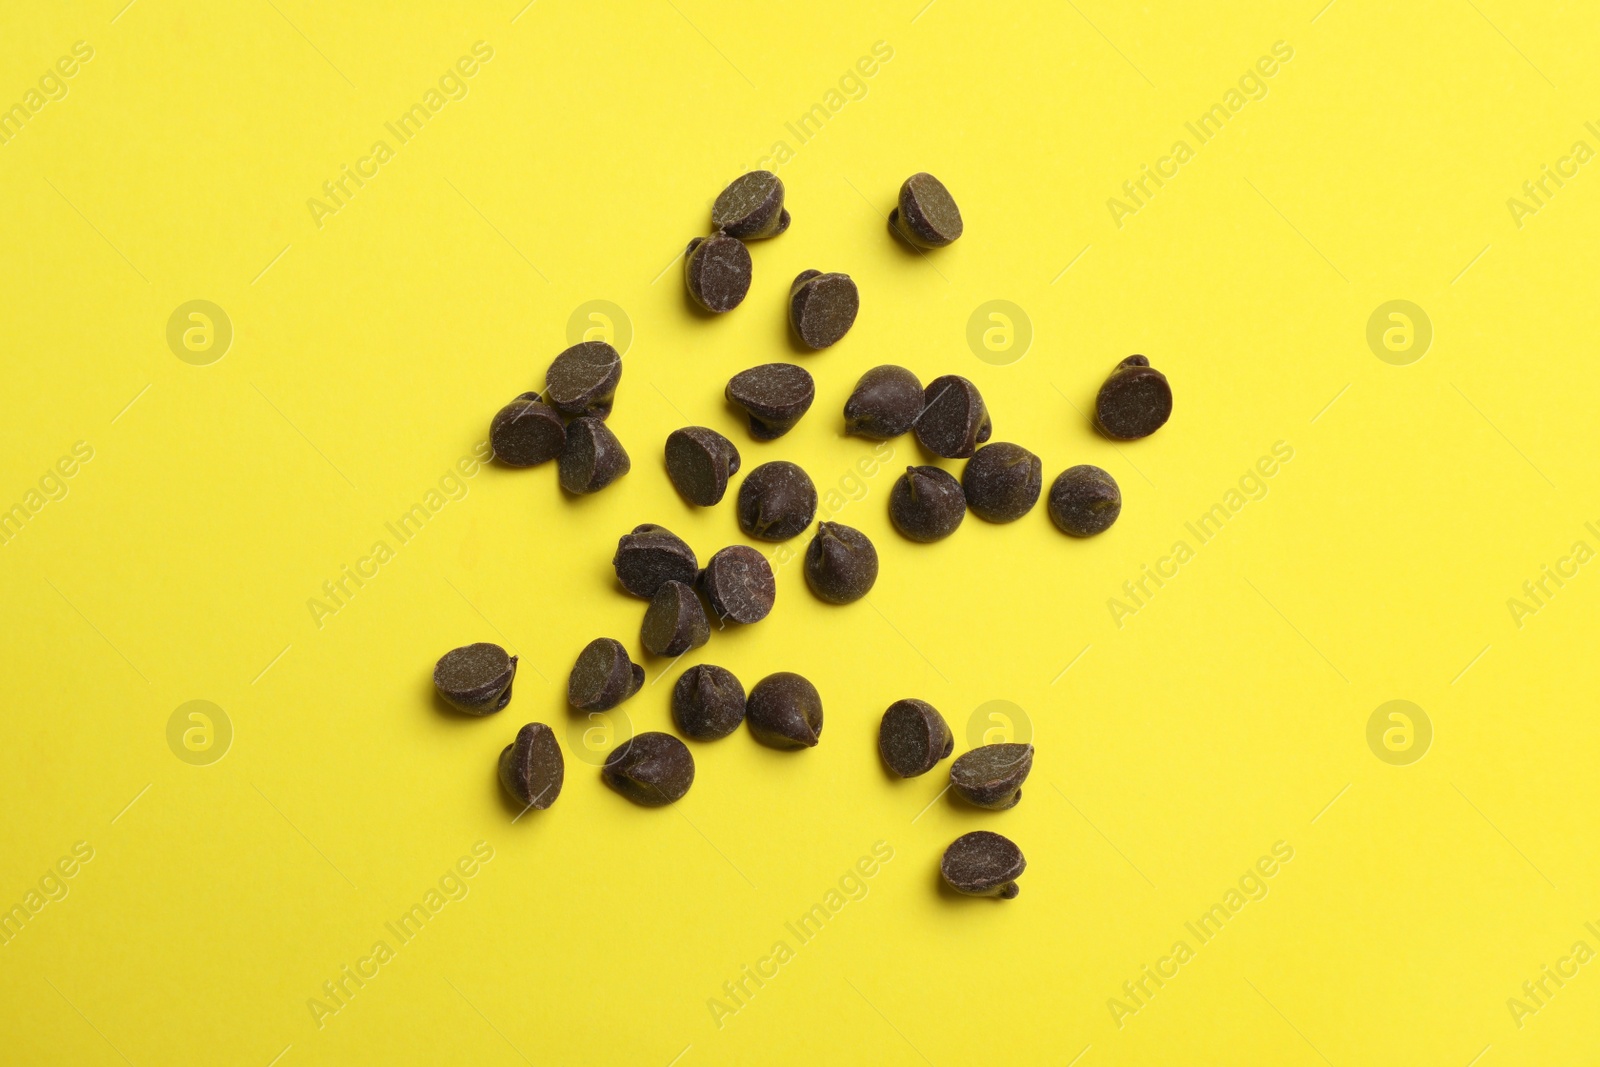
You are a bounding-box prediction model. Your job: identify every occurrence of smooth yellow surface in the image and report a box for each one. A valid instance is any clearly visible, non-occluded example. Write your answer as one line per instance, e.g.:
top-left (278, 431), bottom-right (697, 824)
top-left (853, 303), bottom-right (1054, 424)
top-left (3, 2), bottom-right (1598, 1064)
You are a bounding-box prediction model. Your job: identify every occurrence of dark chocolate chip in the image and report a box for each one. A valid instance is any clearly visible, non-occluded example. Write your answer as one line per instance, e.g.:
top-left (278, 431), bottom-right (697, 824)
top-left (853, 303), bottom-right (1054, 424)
top-left (890, 172), bottom-right (964, 249)
top-left (804, 522), bottom-right (878, 604)
top-left (567, 637), bottom-right (645, 710)
top-left (712, 171), bottom-right (789, 239)
top-left (745, 672), bottom-right (823, 749)
top-left (544, 341), bottom-right (622, 419)
top-left (1094, 355), bottom-right (1172, 440)
top-left (877, 699), bottom-right (953, 778)
top-left (962, 442), bottom-right (1042, 523)
top-left (434, 642), bottom-right (517, 715)
top-left (788, 270), bottom-right (859, 349)
top-left (949, 743), bottom-right (1034, 810)
top-left (737, 461), bottom-right (817, 541)
top-left (685, 233), bottom-right (752, 313)
top-left (672, 664), bottom-right (746, 740)
top-left (915, 375), bottom-right (991, 458)
top-left (613, 525), bottom-right (698, 598)
top-left (602, 731), bottom-right (695, 806)
top-left (697, 545), bottom-right (776, 624)
top-left (498, 722), bottom-right (564, 809)
top-left (844, 365), bottom-right (923, 439)
top-left (941, 830), bottom-right (1026, 899)
top-left (726, 363), bottom-right (815, 440)
top-left (559, 417), bottom-right (631, 494)
top-left (489, 392), bottom-right (565, 467)
top-left (665, 427), bottom-right (742, 506)
top-left (1048, 465), bottom-right (1121, 536)
top-left (641, 580), bottom-right (710, 657)
top-left (888, 465), bottom-right (966, 542)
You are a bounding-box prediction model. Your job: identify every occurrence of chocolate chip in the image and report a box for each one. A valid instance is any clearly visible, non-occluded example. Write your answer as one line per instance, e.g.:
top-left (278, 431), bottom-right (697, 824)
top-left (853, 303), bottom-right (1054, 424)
top-left (888, 465), bottom-right (966, 542)
top-left (559, 417), bottom-right (631, 494)
top-left (544, 341), bottom-right (622, 419)
top-left (737, 461), bottom-right (817, 541)
top-left (712, 171), bottom-right (790, 239)
top-left (890, 172), bottom-right (964, 249)
top-left (489, 392), bottom-right (565, 467)
top-left (726, 363), bottom-right (815, 440)
top-left (613, 525), bottom-right (698, 598)
top-left (498, 722), bottom-right (564, 810)
top-left (745, 672), bottom-right (823, 749)
top-left (962, 442), bottom-right (1042, 523)
top-left (877, 699), bottom-right (953, 777)
top-left (788, 270), bottom-right (859, 349)
top-left (697, 545), bottom-right (776, 624)
top-left (1094, 355), bottom-right (1172, 440)
top-left (1048, 465), bottom-right (1121, 536)
top-left (941, 831), bottom-right (1026, 899)
top-left (672, 664), bottom-right (746, 740)
top-left (641, 580), bottom-right (710, 657)
top-left (844, 365), bottom-right (923, 438)
top-left (665, 427), bottom-right (741, 506)
top-left (434, 643), bottom-right (517, 714)
top-left (949, 743), bottom-right (1034, 810)
top-left (568, 637), bottom-right (645, 710)
top-left (804, 522), bottom-right (878, 604)
top-left (685, 233), bottom-right (752, 313)
top-left (915, 375), bottom-right (991, 458)
top-left (602, 731), bottom-right (695, 806)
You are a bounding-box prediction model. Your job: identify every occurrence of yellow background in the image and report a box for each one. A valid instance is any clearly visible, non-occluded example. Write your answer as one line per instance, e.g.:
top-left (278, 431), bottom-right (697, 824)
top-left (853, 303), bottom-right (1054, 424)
top-left (2, 1), bottom-right (1597, 1063)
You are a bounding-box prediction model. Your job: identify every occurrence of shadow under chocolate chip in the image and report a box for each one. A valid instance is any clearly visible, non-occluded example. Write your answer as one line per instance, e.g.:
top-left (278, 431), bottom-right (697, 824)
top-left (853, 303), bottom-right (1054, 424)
top-left (434, 642), bottom-right (517, 715)
top-left (712, 170), bottom-right (790, 239)
top-left (915, 375), bottom-right (991, 458)
top-left (949, 743), bottom-right (1034, 810)
top-left (641, 580), bottom-right (710, 657)
top-left (559, 416), bottom-right (631, 494)
top-left (685, 233), bottom-right (752, 313)
top-left (673, 664), bottom-right (746, 740)
top-left (613, 524), bottom-right (698, 598)
top-left (890, 172), bottom-right (964, 250)
top-left (844, 365), bottom-right (923, 439)
top-left (961, 442), bottom-right (1042, 523)
top-left (697, 545), bottom-right (776, 624)
top-left (888, 465), bottom-right (966, 543)
top-left (803, 522), bottom-right (878, 604)
top-left (544, 341), bottom-right (622, 419)
top-left (737, 461), bottom-right (817, 541)
top-left (788, 270), bottom-right (859, 350)
top-left (726, 363), bottom-right (815, 440)
top-left (567, 637), bottom-right (644, 711)
top-left (602, 731), bottom-right (695, 806)
top-left (1048, 464), bottom-right (1121, 536)
top-left (1094, 355), bottom-right (1172, 440)
top-left (490, 393), bottom-right (565, 467)
top-left (665, 427), bottom-right (741, 506)
top-left (745, 672), bottom-right (823, 748)
top-left (498, 722), bottom-right (564, 810)
top-left (941, 830), bottom-right (1025, 899)
top-left (878, 699), bottom-right (953, 778)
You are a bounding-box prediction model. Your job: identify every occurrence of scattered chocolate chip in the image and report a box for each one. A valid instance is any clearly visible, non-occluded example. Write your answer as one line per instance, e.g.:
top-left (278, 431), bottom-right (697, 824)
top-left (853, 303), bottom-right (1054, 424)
top-left (915, 375), bottom-right (991, 458)
top-left (568, 638), bottom-right (645, 711)
top-left (745, 672), bottom-right (823, 749)
top-left (941, 831), bottom-right (1026, 899)
top-left (737, 461), bottom-right (817, 541)
top-left (602, 731), bottom-right (695, 806)
top-left (613, 525), bottom-right (698, 598)
top-left (641, 580), bottom-right (710, 657)
top-left (890, 172), bottom-right (964, 249)
top-left (1094, 355), bottom-right (1172, 440)
top-left (877, 699), bottom-right (953, 778)
top-left (665, 427), bottom-right (741, 506)
top-left (498, 722), bottom-right (564, 809)
top-left (489, 393), bottom-right (565, 467)
top-left (434, 642), bottom-right (517, 715)
top-left (544, 341), bottom-right (622, 419)
top-left (559, 416), bottom-right (631, 494)
top-left (672, 664), bottom-right (746, 740)
top-left (804, 522), bottom-right (878, 604)
top-left (962, 442), bottom-right (1042, 523)
top-left (844, 365), bottom-right (923, 438)
top-left (685, 233), bottom-right (752, 313)
top-left (1048, 465), bottom-right (1121, 536)
top-left (949, 743), bottom-right (1034, 810)
top-left (888, 465), bottom-right (966, 542)
top-left (788, 270), bottom-right (859, 349)
top-left (726, 363), bottom-right (815, 440)
top-left (697, 545), bottom-right (776, 624)
top-left (712, 171), bottom-right (790, 239)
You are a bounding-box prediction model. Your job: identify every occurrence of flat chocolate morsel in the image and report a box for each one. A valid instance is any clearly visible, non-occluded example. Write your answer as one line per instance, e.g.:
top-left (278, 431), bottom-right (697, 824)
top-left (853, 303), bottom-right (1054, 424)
top-left (877, 699), bottom-right (953, 778)
top-left (1094, 355), bottom-right (1172, 440)
top-left (888, 465), bottom-right (966, 543)
top-left (685, 233), bottom-right (752, 313)
top-left (567, 637), bottom-right (645, 711)
top-left (1048, 465), bottom-right (1121, 536)
top-left (890, 172), bottom-right (964, 249)
top-left (665, 427), bottom-right (741, 506)
top-left (803, 522), bottom-right (878, 604)
top-left (544, 341), bottom-right (622, 419)
top-left (737, 461), bottom-right (817, 541)
top-left (490, 392), bottom-right (565, 467)
top-left (641, 580), bottom-right (710, 657)
top-left (950, 743), bottom-right (1034, 810)
top-left (498, 722), bottom-right (564, 810)
top-left (559, 417), bottom-right (631, 494)
top-left (613, 525), bottom-right (698, 598)
top-left (672, 664), bottom-right (746, 740)
top-left (745, 672), bottom-right (823, 749)
top-left (602, 731), bottom-right (695, 806)
top-left (697, 545), bottom-right (776, 624)
top-left (434, 642), bottom-right (518, 715)
top-left (788, 270), bottom-right (859, 349)
top-left (726, 363), bottom-right (815, 440)
top-left (941, 830), bottom-right (1026, 899)
top-left (712, 171), bottom-right (790, 239)
top-left (915, 375), bottom-right (991, 458)
top-left (962, 442), bottom-right (1042, 523)
top-left (844, 365), bottom-right (923, 439)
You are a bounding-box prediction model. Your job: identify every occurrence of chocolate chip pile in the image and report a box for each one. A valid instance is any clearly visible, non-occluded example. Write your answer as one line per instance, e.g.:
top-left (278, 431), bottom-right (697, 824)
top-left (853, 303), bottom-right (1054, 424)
top-left (434, 170), bottom-right (1173, 900)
